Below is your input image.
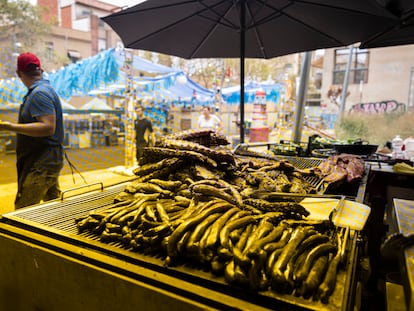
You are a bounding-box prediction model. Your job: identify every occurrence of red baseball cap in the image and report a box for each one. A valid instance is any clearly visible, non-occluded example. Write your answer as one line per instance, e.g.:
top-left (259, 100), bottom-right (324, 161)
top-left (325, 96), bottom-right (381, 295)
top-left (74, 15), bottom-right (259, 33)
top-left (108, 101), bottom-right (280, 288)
top-left (17, 52), bottom-right (42, 72)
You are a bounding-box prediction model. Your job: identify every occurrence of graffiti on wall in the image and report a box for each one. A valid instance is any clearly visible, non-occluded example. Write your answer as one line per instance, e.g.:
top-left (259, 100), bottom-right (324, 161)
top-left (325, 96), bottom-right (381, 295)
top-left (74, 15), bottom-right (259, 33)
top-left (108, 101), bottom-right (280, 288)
top-left (349, 100), bottom-right (406, 114)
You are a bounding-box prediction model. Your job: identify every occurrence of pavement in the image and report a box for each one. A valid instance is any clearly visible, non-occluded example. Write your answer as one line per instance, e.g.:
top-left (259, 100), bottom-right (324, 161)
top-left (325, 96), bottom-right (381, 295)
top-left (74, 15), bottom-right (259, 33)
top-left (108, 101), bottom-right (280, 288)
top-left (0, 166), bottom-right (137, 215)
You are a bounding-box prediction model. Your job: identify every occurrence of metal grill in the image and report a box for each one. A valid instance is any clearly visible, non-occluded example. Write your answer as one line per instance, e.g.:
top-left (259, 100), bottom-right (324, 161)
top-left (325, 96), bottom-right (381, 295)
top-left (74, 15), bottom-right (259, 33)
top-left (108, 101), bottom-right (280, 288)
top-left (10, 186), bottom-right (121, 229)
top-left (275, 155), bottom-right (325, 191)
top-left (0, 182), bottom-right (357, 311)
top-left (234, 147), bottom-right (325, 192)
top-left (234, 145), bottom-right (324, 167)
top-left (281, 156), bottom-right (323, 169)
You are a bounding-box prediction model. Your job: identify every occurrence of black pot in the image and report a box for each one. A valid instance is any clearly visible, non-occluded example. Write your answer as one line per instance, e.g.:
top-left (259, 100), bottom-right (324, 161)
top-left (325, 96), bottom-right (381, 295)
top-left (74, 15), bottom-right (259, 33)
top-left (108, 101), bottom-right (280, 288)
top-left (333, 143), bottom-right (378, 156)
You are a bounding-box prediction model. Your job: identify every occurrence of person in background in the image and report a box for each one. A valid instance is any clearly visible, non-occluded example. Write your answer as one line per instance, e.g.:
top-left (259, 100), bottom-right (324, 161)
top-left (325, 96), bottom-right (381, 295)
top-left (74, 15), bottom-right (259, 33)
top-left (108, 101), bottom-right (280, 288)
top-left (162, 127), bottom-right (169, 135)
top-left (197, 106), bottom-right (222, 132)
top-left (0, 52), bottom-right (64, 209)
top-left (103, 120), bottom-right (113, 146)
top-left (134, 105), bottom-right (154, 163)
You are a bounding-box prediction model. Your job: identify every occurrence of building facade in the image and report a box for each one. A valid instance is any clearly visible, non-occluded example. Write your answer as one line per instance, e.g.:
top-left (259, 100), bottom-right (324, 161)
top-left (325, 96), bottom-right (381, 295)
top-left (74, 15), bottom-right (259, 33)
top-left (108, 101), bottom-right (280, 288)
top-left (321, 44), bottom-right (414, 116)
top-left (36, 0), bottom-right (122, 71)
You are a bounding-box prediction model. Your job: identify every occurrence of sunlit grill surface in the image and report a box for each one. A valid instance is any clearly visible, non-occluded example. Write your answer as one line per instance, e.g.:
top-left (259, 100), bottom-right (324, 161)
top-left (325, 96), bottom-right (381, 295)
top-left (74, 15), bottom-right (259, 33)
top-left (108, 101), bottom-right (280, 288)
top-left (281, 156), bottom-right (325, 190)
top-left (1, 185), bottom-right (124, 242)
top-left (235, 149), bottom-right (325, 192)
top-left (0, 182), bottom-right (356, 311)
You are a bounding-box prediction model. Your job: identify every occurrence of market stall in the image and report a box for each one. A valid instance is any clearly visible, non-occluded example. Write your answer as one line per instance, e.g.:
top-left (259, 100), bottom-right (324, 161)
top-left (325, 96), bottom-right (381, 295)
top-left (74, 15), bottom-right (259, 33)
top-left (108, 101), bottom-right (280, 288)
top-left (0, 49), bottom-right (216, 157)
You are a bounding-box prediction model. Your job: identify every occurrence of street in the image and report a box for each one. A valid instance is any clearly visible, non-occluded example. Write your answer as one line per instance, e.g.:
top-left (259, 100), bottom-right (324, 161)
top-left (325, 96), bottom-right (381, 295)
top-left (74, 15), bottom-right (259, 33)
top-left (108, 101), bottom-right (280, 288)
top-left (0, 145), bottom-right (125, 184)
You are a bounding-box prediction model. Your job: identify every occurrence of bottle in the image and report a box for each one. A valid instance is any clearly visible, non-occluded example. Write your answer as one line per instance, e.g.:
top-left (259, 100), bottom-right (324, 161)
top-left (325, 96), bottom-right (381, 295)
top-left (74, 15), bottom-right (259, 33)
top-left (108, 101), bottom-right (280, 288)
top-left (392, 135), bottom-right (404, 159)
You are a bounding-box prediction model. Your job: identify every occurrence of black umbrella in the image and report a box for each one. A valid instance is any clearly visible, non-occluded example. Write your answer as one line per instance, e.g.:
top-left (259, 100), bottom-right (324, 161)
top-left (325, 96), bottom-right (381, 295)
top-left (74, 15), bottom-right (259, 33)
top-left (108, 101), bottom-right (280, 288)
top-left (103, 0), bottom-right (397, 143)
top-left (361, 0), bottom-right (414, 48)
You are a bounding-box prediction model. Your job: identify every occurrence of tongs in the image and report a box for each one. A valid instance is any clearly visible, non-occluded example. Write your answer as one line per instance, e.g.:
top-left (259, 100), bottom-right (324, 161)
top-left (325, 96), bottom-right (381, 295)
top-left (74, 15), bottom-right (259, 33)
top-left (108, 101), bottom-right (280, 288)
top-left (340, 226), bottom-right (350, 264)
top-left (251, 190), bottom-right (347, 202)
top-left (252, 191), bottom-right (346, 216)
top-left (331, 195), bottom-right (346, 221)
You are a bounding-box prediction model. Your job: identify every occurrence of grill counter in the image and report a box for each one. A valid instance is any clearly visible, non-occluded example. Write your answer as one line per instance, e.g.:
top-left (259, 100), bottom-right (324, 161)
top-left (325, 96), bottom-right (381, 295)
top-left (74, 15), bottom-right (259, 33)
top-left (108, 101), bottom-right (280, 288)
top-left (0, 182), bottom-right (361, 311)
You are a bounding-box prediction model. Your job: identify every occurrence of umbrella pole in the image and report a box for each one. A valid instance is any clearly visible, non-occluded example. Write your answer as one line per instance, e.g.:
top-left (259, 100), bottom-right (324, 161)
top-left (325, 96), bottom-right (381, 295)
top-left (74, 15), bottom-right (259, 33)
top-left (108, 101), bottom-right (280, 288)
top-left (339, 45), bottom-right (354, 121)
top-left (240, 0), bottom-right (246, 144)
top-left (240, 57), bottom-right (245, 143)
top-left (292, 51), bottom-right (312, 143)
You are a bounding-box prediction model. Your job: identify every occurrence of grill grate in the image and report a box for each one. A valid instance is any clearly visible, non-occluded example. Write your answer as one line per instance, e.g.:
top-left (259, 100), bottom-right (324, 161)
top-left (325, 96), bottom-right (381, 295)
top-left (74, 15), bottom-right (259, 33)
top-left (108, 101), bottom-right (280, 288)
top-left (282, 156), bottom-right (323, 169)
top-left (235, 149), bottom-right (325, 192)
top-left (0, 182), bottom-right (356, 311)
top-left (278, 156), bottom-right (325, 191)
top-left (6, 184), bottom-right (124, 234)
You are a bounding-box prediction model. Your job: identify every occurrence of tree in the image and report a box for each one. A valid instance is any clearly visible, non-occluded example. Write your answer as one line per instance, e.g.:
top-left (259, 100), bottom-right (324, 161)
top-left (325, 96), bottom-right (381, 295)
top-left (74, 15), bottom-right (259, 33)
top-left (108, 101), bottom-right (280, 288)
top-left (0, 0), bottom-right (50, 78)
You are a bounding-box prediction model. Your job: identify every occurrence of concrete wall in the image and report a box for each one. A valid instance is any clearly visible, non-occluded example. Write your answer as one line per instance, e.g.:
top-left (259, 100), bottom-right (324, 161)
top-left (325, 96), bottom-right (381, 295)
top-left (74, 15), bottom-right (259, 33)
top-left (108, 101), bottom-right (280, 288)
top-left (51, 25), bottom-right (91, 50)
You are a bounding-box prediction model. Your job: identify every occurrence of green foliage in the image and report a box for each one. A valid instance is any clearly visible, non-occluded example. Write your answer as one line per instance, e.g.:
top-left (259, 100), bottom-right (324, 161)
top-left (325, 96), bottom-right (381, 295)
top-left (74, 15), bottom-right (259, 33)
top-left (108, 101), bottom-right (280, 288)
top-left (335, 113), bottom-right (414, 145)
top-left (0, 0), bottom-right (48, 42)
top-left (335, 115), bottom-right (368, 142)
top-left (0, 0), bottom-right (50, 77)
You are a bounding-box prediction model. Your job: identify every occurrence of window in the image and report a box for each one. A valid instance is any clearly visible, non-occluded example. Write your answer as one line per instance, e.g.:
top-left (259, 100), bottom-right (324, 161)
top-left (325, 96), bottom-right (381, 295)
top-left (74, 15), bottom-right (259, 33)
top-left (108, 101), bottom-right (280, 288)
top-left (98, 38), bottom-right (106, 52)
top-left (76, 9), bottom-right (91, 19)
top-left (45, 42), bottom-right (54, 61)
top-left (333, 48), bottom-right (369, 85)
top-left (67, 50), bottom-right (81, 63)
top-left (75, 5), bottom-right (92, 19)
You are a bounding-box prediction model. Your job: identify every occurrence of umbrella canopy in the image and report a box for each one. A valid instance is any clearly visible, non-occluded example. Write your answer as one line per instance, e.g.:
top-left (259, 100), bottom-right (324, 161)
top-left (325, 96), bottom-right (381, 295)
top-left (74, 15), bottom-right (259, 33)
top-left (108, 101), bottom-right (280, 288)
top-left (361, 0), bottom-right (414, 48)
top-left (103, 0), bottom-right (397, 142)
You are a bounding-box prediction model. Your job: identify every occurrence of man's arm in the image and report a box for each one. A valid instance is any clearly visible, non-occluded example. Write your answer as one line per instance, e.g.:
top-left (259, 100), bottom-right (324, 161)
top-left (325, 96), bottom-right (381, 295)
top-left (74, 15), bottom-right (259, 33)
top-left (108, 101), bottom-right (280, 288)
top-left (0, 114), bottom-right (56, 137)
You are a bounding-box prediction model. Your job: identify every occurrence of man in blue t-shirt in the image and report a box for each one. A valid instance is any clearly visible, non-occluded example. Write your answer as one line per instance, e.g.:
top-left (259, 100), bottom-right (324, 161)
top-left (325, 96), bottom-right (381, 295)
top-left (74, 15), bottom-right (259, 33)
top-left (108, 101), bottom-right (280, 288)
top-left (134, 105), bottom-right (154, 164)
top-left (0, 52), bottom-right (64, 209)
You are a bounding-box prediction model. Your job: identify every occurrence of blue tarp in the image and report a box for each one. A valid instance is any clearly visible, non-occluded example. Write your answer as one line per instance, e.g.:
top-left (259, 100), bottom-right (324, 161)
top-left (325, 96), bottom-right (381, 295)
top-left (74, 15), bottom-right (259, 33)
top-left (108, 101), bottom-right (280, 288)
top-left (221, 81), bottom-right (284, 105)
top-left (113, 49), bottom-right (176, 74)
top-left (48, 49), bottom-right (120, 99)
top-left (0, 49), bottom-right (285, 108)
top-left (0, 49), bottom-right (120, 103)
top-left (0, 48), bottom-right (215, 105)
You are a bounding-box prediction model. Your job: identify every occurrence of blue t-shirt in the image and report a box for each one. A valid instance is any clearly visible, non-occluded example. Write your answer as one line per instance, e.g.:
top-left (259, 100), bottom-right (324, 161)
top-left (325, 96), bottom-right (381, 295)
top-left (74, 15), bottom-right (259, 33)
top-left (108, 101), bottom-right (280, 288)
top-left (17, 78), bottom-right (64, 155)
